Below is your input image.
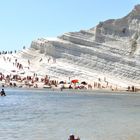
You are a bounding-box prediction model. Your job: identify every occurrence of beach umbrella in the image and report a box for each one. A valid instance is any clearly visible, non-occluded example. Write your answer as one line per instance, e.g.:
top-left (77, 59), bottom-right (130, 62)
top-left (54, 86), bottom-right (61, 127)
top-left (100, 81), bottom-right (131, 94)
top-left (81, 81), bottom-right (87, 85)
top-left (59, 81), bottom-right (65, 84)
top-left (71, 79), bottom-right (79, 83)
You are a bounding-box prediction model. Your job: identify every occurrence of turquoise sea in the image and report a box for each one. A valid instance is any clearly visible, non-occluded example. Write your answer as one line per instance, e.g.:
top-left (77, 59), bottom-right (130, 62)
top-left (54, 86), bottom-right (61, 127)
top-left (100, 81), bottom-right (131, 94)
top-left (0, 88), bottom-right (140, 140)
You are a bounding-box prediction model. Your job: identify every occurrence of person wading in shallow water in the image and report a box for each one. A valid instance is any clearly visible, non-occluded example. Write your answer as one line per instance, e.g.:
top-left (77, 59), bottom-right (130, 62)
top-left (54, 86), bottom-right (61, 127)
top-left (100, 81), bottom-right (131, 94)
top-left (1, 89), bottom-right (6, 96)
top-left (68, 135), bottom-right (80, 140)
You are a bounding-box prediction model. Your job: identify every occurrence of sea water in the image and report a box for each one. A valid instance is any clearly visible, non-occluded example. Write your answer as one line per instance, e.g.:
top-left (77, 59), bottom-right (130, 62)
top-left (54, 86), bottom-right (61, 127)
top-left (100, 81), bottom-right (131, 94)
top-left (0, 89), bottom-right (140, 140)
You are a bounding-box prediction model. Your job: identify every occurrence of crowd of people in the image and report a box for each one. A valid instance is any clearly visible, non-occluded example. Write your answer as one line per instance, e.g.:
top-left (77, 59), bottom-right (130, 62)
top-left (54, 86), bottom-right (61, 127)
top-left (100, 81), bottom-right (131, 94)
top-left (0, 52), bottom-right (138, 92)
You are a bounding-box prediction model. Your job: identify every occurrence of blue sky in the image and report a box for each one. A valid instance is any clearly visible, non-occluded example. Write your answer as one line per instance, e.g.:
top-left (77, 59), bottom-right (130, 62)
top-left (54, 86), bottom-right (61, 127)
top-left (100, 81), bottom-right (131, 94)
top-left (0, 0), bottom-right (139, 51)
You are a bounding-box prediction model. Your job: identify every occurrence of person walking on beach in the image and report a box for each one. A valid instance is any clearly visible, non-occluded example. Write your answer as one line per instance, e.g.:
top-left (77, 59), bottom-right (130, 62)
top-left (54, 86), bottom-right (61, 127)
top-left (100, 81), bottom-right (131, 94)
top-left (1, 89), bottom-right (6, 96)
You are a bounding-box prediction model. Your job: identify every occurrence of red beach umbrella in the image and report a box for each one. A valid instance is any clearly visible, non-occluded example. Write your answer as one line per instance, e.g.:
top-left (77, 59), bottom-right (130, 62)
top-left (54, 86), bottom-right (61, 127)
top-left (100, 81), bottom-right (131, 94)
top-left (71, 79), bottom-right (79, 83)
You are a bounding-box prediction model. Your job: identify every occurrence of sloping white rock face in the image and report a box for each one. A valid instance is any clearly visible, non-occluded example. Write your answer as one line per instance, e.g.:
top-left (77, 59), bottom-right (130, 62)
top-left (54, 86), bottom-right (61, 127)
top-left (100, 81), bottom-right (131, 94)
top-left (30, 5), bottom-right (140, 86)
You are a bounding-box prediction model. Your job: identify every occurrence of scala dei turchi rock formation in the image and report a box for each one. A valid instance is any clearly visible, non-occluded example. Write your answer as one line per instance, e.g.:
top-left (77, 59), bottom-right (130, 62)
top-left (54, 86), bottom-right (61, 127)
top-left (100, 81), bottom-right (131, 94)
top-left (25, 4), bottom-right (140, 87)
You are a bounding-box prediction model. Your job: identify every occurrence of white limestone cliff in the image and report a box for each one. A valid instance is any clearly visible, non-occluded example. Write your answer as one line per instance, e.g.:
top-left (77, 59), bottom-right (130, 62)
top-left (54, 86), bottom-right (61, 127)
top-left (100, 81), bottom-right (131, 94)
top-left (28, 4), bottom-right (140, 87)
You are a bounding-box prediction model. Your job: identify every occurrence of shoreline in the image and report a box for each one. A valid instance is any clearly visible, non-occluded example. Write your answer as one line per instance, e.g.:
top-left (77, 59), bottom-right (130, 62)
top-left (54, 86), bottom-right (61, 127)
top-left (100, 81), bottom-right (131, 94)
top-left (0, 51), bottom-right (139, 94)
top-left (2, 85), bottom-right (140, 94)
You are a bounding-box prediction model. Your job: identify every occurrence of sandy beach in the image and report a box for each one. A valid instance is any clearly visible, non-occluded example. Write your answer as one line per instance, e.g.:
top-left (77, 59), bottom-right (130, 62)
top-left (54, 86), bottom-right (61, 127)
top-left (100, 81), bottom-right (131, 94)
top-left (0, 49), bottom-right (139, 93)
